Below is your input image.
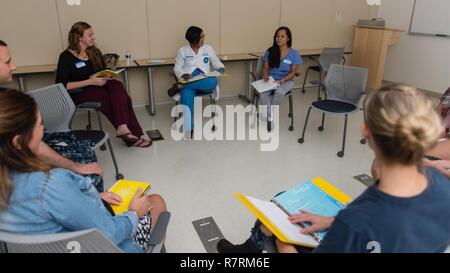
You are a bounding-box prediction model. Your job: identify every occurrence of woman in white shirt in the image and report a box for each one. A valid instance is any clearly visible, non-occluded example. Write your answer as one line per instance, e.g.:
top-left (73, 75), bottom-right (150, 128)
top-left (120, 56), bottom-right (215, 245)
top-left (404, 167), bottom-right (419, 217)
top-left (168, 26), bottom-right (225, 134)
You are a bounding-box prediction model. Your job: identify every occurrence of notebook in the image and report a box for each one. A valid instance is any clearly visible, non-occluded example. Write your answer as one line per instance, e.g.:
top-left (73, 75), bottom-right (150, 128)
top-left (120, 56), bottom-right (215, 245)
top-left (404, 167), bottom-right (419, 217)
top-left (107, 180), bottom-right (151, 215)
top-left (234, 177), bottom-right (352, 247)
top-left (93, 68), bottom-right (125, 78)
top-left (251, 76), bottom-right (280, 93)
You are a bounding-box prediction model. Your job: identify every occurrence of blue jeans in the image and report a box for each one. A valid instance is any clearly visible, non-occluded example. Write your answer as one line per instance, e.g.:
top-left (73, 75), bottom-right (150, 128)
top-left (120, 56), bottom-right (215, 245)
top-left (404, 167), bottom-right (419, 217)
top-left (180, 70), bottom-right (218, 131)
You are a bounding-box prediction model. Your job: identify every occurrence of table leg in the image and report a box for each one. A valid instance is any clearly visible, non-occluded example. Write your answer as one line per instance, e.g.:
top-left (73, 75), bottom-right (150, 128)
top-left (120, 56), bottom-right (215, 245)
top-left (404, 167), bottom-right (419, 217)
top-left (146, 67), bottom-right (156, 116)
top-left (238, 60), bottom-right (253, 103)
top-left (123, 69), bottom-right (130, 94)
top-left (18, 76), bottom-right (25, 92)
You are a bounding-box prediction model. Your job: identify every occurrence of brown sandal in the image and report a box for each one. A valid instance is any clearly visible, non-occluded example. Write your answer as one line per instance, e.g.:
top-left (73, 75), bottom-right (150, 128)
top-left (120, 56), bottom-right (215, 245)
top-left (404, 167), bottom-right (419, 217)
top-left (132, 139), bottom-right (153, 148)
top-left (117, 133), bottom-right (139, 142)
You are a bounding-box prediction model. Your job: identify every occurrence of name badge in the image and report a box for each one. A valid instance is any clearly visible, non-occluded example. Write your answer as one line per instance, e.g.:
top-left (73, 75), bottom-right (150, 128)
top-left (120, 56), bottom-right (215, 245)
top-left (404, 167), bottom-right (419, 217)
top-left (75, 61), bottom-right (86, 69)
top-left (283, 59), bottom-right (293, 65)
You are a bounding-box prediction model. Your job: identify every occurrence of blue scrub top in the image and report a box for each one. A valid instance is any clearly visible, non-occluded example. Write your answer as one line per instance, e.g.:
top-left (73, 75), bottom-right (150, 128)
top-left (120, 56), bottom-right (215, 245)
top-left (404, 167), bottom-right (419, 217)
top-left (263, 48), bottom-right (303, 80)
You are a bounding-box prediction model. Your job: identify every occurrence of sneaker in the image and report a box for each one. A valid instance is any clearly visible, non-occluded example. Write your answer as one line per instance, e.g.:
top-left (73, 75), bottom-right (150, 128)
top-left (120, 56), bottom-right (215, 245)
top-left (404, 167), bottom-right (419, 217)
top-left (216, 238), bottom-right (261, 253)
top-left (167, 83), bottom-right (181, 97)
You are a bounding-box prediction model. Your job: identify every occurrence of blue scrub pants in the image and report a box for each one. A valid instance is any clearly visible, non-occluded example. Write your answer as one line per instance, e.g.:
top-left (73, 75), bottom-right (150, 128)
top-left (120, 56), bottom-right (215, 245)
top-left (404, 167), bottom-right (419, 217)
top-left (180, 70), bottom-right (218, 131)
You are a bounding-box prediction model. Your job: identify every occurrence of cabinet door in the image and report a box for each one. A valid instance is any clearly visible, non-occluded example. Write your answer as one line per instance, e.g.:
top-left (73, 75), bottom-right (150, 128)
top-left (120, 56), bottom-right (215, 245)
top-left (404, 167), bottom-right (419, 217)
top-left (281, 0), bottom-right (334, 50)
top-left (330, 0), bottom-right (371, 50)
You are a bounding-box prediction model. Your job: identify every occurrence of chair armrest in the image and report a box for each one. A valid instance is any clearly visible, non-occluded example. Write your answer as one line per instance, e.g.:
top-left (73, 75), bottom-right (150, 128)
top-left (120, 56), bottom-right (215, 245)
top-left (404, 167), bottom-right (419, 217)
top-left (146, 211), bottom-right (171, 250)
top-left (69, 88), bottom-right (84, 95)
top-left (77, 102), bottom-right (102, 110)
top-left (307, 56), bottom-right (319, 62)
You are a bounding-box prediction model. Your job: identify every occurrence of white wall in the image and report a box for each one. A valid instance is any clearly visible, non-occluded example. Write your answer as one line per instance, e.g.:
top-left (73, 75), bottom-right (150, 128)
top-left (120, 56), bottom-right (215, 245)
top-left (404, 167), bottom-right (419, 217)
top-left (378, 0), bottom-right (450, 94)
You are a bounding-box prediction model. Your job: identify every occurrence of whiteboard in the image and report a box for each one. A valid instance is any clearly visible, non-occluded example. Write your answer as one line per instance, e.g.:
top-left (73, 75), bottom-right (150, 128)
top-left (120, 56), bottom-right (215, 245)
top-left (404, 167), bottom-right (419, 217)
top-left (409, 0), bottom-right (450, 36)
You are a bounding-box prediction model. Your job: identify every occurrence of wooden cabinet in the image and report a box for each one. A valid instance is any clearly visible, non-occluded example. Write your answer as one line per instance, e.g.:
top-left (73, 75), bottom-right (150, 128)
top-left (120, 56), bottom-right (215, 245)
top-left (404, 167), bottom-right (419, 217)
top-left (351, 26), bottom-right (402, 89)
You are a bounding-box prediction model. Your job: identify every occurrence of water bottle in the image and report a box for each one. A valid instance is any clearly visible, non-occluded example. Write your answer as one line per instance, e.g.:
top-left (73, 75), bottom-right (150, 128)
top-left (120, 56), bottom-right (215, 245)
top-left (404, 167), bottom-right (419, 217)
top-left (125, 50), bottom-right (132, 66)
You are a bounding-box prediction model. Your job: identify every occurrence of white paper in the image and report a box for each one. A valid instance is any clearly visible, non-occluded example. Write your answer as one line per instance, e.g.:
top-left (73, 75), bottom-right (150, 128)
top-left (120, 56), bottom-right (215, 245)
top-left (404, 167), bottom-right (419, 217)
top-left (251, 77), bottom-right (280, 93)
top-left (245, 195), bottom-right (319, 247)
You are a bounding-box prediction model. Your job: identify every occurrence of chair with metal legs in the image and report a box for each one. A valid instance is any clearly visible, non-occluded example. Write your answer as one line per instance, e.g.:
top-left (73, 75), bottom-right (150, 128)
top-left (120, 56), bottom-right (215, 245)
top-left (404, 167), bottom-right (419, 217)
top-left (301, 47), bottom-right (346, 100)
top-left (29, 83), bottom-right (124, 180)
top-left (298, 64), bottom-right (368, 158)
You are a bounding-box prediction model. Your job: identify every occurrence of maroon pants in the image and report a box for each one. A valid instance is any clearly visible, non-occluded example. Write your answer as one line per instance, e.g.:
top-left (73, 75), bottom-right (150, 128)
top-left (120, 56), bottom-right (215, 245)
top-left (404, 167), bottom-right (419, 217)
top-left (72, 79), bottom-right (144, 138)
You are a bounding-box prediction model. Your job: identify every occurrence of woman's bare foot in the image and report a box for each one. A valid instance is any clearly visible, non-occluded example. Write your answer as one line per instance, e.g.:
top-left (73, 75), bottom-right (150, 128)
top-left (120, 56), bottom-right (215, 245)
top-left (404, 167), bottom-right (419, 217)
top-left (116, 124), bottom-right (138, 142)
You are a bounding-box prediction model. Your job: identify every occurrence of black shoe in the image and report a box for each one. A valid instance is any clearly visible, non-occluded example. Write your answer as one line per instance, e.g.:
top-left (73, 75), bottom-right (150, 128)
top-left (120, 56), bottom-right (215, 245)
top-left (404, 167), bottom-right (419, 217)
top-left (167, 83), bottom-right (181, 97)
top-left (267, 120), bottom-right (272, 132)
top-left (216, 238), bottom-right (261, 253)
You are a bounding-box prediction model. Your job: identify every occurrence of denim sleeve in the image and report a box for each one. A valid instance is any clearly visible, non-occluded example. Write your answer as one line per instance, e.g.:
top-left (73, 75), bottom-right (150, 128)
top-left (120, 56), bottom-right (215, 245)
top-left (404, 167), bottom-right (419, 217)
top-left (41, 170), bottom-right (139, 246)
top-left (313, 218), bottom-right (367, 253)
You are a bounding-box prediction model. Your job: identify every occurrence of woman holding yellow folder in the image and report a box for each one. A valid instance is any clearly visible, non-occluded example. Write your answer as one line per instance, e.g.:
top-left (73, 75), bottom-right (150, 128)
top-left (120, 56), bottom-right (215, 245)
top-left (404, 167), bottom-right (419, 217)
top-left (0, 88), bottom-right (167, 253)
top-left (218, 84), bottom-right (450, 253)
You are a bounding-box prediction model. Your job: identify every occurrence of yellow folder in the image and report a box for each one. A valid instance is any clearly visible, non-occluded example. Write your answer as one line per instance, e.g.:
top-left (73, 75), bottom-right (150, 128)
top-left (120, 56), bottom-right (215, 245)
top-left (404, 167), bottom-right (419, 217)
top-left (234, 177), bottom-right (352, 247)
top-left (107, 180), bottom-right (151, 215)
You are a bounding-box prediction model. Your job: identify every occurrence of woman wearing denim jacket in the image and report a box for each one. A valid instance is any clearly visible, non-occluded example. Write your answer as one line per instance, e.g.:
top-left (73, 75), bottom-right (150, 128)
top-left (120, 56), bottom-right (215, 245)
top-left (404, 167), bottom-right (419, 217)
top-left (0, 88), bottom-right (166, 253)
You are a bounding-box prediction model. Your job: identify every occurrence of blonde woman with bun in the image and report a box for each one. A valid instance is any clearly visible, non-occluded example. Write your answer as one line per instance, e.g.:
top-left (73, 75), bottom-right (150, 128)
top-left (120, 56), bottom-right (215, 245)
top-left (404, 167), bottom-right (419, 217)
top-left (218, 84), bottom-right (450, 253)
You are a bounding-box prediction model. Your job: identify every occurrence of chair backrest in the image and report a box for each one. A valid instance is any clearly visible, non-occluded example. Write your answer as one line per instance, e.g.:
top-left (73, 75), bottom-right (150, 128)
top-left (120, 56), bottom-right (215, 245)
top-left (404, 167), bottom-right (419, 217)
top-left (324, 64), bottom-right (368, 106)
top-left (255, 56), bottom-right (265, 80)
top-left (0, 211), bottom-right (171, 253)
top-left (319, 47), bottom-right (345, 73)
top-left (0, 229), bottom-right (122, 253)
top-left (103, 53), bottom-right (119, 70)
top-left (28, 83), bottom-right (75, 133)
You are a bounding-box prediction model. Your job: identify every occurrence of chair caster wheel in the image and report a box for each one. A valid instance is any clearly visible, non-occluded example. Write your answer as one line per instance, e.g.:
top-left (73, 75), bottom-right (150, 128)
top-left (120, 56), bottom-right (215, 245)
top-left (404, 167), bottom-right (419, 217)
top-left (318, 126), bottom-right (324, 131)
top-left (337, 152), bottom-right (344, 158)
top-left (86, 125), bottom-right (92, 130)
top-left (100, 145), bottom-right (107, 151)
top-left (298, 138), bottom-right (304, 144)
top-left (289, 126), bottom-right (294, 131)
top-left (302, 89), bottom-right (306, 93)
top-left (116, 174), bottom-right (124, 180)
top-left (212, 125), bottom-right (216, 132)
top-left (360, 139), bottom-right (367, 145)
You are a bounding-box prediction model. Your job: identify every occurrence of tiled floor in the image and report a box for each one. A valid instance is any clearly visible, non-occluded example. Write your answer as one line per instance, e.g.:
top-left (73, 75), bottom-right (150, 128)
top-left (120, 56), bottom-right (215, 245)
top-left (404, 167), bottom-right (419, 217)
top-left (71, 87), bottom-right (374, 253)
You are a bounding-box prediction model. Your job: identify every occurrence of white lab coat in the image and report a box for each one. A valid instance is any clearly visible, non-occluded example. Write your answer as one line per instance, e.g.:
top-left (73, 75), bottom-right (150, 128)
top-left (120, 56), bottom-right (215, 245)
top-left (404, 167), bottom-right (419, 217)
top-left (173, 44), bottom-right (224, 101)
